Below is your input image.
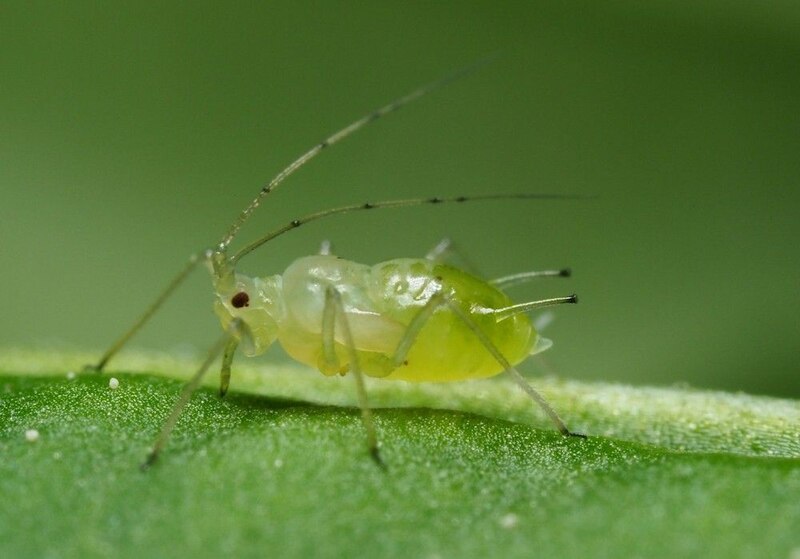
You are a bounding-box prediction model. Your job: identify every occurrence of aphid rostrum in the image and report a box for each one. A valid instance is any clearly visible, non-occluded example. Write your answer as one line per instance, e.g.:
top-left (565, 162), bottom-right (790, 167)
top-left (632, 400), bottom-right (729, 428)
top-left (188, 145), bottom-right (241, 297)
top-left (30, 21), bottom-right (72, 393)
top-left (86, 61), bottom-right (585, 467)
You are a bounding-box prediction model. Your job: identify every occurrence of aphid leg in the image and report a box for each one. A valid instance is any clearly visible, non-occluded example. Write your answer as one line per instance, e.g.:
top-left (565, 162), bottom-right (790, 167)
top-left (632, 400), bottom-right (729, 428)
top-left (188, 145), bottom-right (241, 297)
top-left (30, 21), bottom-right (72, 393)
top-left (490, 268), bottom-right (572, 291)
top-left (85, 250), bottom-right (212, 373)
top-left (425, 238), bottom-right (452, 261)
top-left (141, 319), bottom-right (242, 470)
top-left (219, 337), bottom-right (239, 397)
top-left (424, 238), bottom-right (482, 276)
top-left (322, 286), bottom-right (384, 468)
top-left (318, 240), bottom-right (335, 256)
top-left (443, 298), bottom-right (584, 438)
top-left (319, 287), bottom-right (341, 374)
top-left (389, 292), bottom-right (446, 368)
top-left (383, 291), bottom-right (581, 437)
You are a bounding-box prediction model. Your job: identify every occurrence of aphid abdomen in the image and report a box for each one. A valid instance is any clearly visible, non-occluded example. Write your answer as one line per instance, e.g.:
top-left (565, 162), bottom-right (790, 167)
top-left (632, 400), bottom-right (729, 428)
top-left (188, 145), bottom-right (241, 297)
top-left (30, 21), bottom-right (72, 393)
top-left (276, 255), bottom-right (536, 382)
top-left (370, 259), bottom-right (536, 381)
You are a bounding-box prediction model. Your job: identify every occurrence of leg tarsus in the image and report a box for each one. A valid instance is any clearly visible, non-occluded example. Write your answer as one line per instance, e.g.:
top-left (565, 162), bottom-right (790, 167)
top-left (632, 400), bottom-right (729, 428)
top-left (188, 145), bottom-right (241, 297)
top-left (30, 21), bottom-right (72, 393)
top-left (370, 445), bottom-right (387, 470)
top-left (140, 450), bottom-right (158, 471)
top-left (566, 431), bottom-right (587, 439)
top-left (81, 363), bottom-right (104, 375)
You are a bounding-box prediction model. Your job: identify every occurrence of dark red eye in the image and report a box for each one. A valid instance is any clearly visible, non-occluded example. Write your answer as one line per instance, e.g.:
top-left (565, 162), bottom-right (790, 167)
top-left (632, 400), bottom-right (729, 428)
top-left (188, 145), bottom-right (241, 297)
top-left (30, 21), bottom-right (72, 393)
top-left (231, 292), bottom-right (250, 308)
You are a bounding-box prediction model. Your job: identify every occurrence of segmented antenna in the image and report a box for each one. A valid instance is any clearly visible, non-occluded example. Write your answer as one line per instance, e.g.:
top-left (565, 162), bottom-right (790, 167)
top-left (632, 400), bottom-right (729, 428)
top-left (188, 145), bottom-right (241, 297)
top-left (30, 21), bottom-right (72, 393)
top-left (231, 193), bottom-right (581, 263)
top-left (217, 55), bottom-right (498, 251)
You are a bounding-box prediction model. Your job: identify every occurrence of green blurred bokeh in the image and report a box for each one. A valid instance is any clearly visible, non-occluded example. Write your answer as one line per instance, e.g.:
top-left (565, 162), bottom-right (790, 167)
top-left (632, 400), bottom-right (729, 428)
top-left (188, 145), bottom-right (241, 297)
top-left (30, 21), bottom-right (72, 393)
top-left (2, 2), bottom-right (798, 397)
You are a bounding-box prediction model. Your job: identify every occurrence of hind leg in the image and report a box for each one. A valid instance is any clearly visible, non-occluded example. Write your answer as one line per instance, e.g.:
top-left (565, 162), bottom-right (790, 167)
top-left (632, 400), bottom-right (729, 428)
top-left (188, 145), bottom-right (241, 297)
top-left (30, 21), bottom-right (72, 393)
top-left (442, 297), bottom-right (582, 437)
top-left (386, 290), bottom-right (582, 437)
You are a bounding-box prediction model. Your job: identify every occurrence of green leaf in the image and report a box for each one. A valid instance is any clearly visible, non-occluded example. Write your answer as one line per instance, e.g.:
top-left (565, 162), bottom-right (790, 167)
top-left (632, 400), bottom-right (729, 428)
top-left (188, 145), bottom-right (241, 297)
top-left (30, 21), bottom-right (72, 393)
top-left (1, 349), bottom-right (799, 559)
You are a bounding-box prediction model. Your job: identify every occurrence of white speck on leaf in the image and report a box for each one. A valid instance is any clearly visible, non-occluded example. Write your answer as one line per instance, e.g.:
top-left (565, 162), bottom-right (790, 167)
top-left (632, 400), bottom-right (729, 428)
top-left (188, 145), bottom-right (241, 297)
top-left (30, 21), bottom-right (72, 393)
top-left (499, 513), bottom-right (519, 530)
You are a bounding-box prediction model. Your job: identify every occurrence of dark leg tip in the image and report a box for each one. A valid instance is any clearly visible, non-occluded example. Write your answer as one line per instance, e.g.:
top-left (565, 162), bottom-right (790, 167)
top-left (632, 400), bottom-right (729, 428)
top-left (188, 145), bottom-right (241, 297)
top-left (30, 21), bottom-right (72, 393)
top-left (81, 363), bottom-right (104, 374)
top-left (559, 425), bottom-right (587, 439)
top-left (140, 451), bottom-right (158, 471)
top-left (559, 268), bottom-right (572, 277)
top-left (370, 446), bottom-right (387, 470)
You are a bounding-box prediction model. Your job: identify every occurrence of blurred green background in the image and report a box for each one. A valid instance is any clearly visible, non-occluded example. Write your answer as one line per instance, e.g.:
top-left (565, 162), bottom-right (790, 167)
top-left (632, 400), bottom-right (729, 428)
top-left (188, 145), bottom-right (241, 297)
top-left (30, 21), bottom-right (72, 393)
top-left (2, 2), bottom-right (798, 397)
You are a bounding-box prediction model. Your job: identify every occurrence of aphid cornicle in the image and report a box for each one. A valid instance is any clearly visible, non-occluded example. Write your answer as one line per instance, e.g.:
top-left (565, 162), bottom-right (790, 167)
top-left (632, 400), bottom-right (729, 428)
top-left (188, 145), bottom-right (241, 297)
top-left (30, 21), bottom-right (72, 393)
top-left (86, 59), bottom-right (585, 468)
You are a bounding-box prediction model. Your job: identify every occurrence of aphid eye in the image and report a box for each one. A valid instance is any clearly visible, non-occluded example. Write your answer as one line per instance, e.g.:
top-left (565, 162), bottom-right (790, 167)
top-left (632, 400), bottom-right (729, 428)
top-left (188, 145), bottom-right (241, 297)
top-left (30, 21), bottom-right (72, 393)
top-left (231, 292), bottom-right (250, 308)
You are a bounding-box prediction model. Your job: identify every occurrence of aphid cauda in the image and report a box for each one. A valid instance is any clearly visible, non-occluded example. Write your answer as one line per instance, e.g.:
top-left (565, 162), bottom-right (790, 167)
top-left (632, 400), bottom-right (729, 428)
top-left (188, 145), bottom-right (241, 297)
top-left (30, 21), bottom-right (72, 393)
top-left (85, 59), bottom-right (585, 468)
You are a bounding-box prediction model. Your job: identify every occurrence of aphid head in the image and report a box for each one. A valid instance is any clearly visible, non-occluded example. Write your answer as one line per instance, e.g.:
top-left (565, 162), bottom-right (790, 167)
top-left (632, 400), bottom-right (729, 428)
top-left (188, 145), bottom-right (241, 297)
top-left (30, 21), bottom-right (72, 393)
top-left (213, 273), bottom-right (284, 356)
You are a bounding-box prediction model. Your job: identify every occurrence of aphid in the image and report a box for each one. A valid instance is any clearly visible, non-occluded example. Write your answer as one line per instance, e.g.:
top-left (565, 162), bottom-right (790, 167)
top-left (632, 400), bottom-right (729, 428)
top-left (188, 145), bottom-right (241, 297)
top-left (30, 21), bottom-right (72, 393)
top-left (85, 59), bottom-right (585, 468)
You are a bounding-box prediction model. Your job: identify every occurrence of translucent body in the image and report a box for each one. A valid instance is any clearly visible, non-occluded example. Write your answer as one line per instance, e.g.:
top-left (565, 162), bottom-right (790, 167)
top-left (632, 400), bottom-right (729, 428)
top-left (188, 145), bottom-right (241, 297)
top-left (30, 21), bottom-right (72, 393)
top-left (89, 60), bottom-right (583, 468)
top-left (214, 255), bottom-right (537, 382)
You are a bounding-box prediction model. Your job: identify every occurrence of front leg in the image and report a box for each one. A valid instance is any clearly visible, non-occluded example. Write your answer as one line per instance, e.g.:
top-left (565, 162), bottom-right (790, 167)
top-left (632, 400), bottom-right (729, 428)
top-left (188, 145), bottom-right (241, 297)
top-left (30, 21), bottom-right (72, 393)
top-left (318, 285), bottom-right (342, 375)
top-left (219, 337), bottom-right (239, 397)
top-left (86, 250), bottom-right (211, 374)
top-left (386, 288), bottom-right (582, 438)
top-left (142, 318), bottom-right (243, 469)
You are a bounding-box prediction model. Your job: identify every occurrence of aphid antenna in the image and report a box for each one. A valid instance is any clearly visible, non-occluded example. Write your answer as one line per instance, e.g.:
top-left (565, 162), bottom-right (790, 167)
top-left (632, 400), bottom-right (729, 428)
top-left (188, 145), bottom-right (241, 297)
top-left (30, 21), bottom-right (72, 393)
top-left (88, 57), bottom-right (589, 374)
top-left (229, 193), bottom-right (584, 265)
top-left (216, 54), bottom-right (500, 253)
top-left (89, 57), bottom-right (506, 372)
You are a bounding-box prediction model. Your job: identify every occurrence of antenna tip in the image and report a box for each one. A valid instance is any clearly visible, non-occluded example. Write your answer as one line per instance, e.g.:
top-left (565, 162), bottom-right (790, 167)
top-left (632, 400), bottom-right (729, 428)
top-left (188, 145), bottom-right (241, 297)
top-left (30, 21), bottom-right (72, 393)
top-left (569, 293), bottom-right (579, 304)
top-left (559, 268), bottom-right (572, 278)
